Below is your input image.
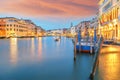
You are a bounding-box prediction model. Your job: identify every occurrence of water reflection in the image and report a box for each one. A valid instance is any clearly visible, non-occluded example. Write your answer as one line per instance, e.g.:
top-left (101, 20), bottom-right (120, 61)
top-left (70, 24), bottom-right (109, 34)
top-left (38, 37), bottom-right (42, 59)
top-left (56, 39), bottom-right (60, 47)
top-left (0, 37), bottom-right (120, 80)
top-left (72, 54), bottom-right (93, 80)
top-left (10, 38), bottom-right (18, 65)
top-left (31, 38), bottom-right (35, 57)
top-left (101, 46), bottom-right (120, 54)
top-left (98, 46), bottom-right (120, 80)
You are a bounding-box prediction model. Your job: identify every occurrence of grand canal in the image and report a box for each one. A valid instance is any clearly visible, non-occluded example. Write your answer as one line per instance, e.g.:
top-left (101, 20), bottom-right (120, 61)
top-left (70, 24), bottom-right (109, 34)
top-left (0, 37), bottom-right (120, 80)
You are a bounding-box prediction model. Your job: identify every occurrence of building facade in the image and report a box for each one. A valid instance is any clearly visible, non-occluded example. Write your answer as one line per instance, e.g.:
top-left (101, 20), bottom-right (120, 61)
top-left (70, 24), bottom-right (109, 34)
top-left (0, 19), bottom-right (6, 37)
top-left (70, 26), bottom-right (76, 36)
top-left (0, 17), bottom-right (44, 37)
top-left (36, 26), bottom-right (46, 37)
top-left (89, 17), bottom-right (99, 37)
top-left (76, 21), bottom-right (90, 38)
top-left (99, 0), bottom-right (120, 40)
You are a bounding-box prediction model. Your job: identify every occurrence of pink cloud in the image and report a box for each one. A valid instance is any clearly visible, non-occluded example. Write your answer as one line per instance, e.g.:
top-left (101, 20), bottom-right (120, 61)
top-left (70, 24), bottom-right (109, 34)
top-left (0, 0), bottom-right (99, 17)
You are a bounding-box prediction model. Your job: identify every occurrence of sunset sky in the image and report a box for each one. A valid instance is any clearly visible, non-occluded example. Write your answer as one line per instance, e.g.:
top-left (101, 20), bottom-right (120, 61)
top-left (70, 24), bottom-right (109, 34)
top-left (0, 0), bottom-right (99, 30)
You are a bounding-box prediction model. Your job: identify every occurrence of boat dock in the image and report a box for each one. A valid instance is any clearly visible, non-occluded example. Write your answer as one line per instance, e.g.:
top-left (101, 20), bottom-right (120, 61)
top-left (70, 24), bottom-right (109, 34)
top-left (73, 25), bottom-right (104, 79)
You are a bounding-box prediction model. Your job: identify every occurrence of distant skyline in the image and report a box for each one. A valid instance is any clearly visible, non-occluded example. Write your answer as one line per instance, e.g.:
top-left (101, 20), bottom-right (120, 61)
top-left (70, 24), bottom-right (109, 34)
top-left (0, 0), bottom-right (99, 30)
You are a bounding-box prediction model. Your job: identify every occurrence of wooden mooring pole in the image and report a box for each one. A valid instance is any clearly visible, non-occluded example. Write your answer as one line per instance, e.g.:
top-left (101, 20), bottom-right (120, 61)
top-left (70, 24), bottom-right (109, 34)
top-left (89, 37), bottom-right (103, 80)
top-left (74, 36), bottom-right (77, 61)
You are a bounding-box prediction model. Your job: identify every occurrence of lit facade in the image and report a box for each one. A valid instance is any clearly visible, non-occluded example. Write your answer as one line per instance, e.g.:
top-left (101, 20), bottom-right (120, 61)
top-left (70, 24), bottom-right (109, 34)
top-left (49, 29), bottom-right (63, 36)
top-left (98, 0), bottom-right (120, 40)
top-left (24, 20), bottom-right (36, 37)
top-left (70, 26), bottom-right (76, 36)
top-left (36, 26), bottom-right (46, 37)
top-left (89, 17), bottom-right (99, 37)
top-left (0, 19), bottom-right (6, 37)
top-left (0, 17), bottom-right (44, 37)
top-left (77, 21), bottom-right (90, 38)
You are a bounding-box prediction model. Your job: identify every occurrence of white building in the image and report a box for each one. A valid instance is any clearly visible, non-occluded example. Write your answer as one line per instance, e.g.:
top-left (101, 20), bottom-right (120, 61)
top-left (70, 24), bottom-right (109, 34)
top-left (70, 26), bottom-right (76, 35)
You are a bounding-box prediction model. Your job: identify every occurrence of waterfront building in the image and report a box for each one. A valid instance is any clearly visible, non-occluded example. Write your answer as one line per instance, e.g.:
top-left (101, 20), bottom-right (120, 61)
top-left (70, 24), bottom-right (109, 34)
top-left (0, 17), bottom-right (44, 37)
top-left (0, 17), bottom-right (28, 37)
top-left (98, 0), bottom-right (120, 40)
top-left (62, 28), bottom-right (68, 36)
top-left (89, 17), bottom-right (99, 37)
top-left (36, 26), bottom-right (46, 37)
top-left (69, 22), bottom-right (76, 36)
top-left (24, 19), bottom-right (36, 37)
top-left (0, 19), bottom-right (6, 37)
top-left (48, 29), bottom-right (63, 36)
top-left (76, 21), bottom-right (90, 38)
top-left (70, 26), bottom-right (76, 36)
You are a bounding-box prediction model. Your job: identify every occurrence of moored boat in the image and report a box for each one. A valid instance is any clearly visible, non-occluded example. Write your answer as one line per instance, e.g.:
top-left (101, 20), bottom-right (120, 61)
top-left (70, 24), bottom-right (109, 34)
top-left (76, 41), bottom-right (94, 53)
top-left (75, 24), bottom-right (97, 54)
top-left (54, 36), bottom-right (60, 41)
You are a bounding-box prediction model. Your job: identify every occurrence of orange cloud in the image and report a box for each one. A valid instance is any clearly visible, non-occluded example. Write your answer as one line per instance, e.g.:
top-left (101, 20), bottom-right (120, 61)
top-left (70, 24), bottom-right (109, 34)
top-left (0, 0), bottom-right (99, 17)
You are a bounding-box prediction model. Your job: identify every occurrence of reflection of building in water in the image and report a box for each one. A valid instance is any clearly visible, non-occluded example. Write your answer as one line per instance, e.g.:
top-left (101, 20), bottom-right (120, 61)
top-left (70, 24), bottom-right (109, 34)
top-left (10, 38), bottom-right (18, 64)
top-left (38, 37), bottom-right (42, 59)
top-left (99, 53), bottom-right (120, 79)
top-left (63, 37), bottom-right (66, 44)
top-left (99, 46), bottom-right (120, 79)
top-left (31, 38), bottom-right (35, 57)
top-left (56, 39), bottom-right (60, 47)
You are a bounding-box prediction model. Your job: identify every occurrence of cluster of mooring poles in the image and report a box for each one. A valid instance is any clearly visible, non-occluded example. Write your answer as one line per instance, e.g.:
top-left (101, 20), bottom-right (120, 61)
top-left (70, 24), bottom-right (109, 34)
top-left (73, 26), bottom-right (103, 80)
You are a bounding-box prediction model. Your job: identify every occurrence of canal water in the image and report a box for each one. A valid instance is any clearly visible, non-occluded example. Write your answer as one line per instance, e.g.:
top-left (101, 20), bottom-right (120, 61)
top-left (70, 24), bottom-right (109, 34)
top-left (0, 37), bottom-right (120, 80)
top-left (95, 45), bottom-right (120, 80)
